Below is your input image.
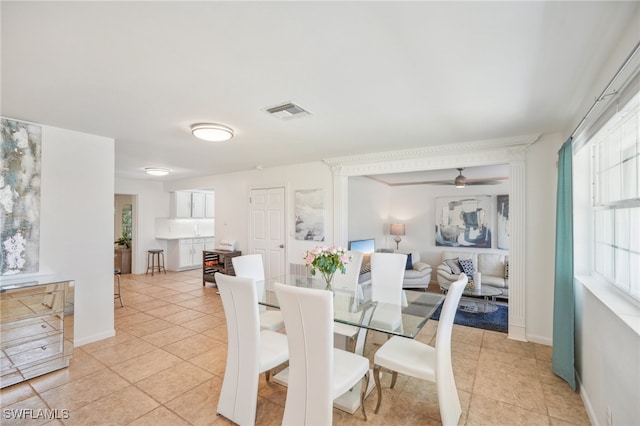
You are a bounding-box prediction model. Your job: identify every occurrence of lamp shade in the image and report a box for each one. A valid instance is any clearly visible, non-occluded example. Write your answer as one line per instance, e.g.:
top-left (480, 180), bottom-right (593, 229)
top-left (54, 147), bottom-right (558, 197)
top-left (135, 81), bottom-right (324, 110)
top-left (390, 224), bottom-right (406, 236)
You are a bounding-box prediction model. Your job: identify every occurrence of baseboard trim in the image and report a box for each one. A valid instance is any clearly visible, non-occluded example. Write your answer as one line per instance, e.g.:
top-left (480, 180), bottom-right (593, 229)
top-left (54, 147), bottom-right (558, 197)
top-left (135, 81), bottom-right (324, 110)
top-left (75, 329), bottom-right (116, 347)
top-left (577, 373), bottom-right (598, 426)
top-left (508, 324), bottom-right (527, 341)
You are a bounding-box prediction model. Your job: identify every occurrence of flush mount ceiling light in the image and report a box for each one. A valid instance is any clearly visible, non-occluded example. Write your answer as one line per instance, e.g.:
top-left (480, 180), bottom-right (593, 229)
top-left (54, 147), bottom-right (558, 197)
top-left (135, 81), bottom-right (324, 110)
top-left (191, 123), bottom-right (234, 142)
top-left (454, 168), bottom-right (467, 188)
top-left (145, 167), bottom-right (170, 176)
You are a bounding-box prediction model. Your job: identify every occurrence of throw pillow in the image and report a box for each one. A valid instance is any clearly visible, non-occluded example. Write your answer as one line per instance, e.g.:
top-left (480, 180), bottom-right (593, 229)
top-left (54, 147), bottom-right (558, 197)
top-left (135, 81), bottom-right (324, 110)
top-left (458, 258), bottom-right (475, 278)
top-left (444, 258), bottom-right (462, 275)
top-left (405, 253), bottom-right (413, 270)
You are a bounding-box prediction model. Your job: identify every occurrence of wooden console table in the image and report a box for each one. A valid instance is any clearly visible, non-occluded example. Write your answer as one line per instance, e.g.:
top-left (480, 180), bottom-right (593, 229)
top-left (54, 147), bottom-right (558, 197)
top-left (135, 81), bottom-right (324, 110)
top-left (202, 250), bottom-right (241, 286)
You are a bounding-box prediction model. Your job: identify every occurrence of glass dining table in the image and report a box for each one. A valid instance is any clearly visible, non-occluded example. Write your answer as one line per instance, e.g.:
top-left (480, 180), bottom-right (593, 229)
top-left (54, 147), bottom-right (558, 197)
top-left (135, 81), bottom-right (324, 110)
top-left (257, 274), bottom-right (445, 414)
top-left (258, 274), bottom-right (445, 338)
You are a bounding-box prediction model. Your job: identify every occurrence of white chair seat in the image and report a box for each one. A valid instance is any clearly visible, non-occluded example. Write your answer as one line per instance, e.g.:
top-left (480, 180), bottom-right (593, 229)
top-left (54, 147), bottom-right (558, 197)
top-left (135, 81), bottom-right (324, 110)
top-left (368, 304), bottom-right (403, 332)
top-left (332, 348), bottom-right (369, 398)
top-left (259, 330), bottom-right (290, 372)
top-left (373, 336), bottom-right (436, 382)
top-left (333, 322), bottom-right (359, 338)
top-left (260, 310), bottom-right (285, 331)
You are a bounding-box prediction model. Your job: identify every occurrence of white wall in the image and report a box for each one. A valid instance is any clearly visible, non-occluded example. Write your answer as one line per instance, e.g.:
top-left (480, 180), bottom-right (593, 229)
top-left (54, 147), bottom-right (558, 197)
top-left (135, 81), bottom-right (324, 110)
top-left (39, 125), bottom-right (115, 346)
top-left (348, 176), bottom-right (389, 247)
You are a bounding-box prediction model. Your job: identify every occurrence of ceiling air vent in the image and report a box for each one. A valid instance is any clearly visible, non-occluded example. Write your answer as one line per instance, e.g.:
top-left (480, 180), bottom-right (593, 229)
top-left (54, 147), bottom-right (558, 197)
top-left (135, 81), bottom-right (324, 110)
top-left (264, 102), bottom-right (311, 120)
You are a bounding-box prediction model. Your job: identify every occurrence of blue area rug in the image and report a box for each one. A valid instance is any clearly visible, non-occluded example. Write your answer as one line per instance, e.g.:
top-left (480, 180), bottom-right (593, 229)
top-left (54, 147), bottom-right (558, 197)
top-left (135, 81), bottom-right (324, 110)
top-left (431, 303), bottom-right (508, 333)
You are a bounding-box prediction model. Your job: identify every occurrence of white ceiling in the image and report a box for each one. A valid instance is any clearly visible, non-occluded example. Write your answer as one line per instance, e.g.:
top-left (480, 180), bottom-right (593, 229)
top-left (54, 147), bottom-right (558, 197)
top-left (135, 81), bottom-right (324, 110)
top-left (2, 1), bottom-right (638, 182)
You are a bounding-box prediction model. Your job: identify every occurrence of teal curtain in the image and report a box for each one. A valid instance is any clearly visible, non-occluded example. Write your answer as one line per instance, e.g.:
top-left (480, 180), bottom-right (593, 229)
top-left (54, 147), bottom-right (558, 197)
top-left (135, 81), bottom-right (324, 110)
top-left (552, 138), bottom-right (576, 390)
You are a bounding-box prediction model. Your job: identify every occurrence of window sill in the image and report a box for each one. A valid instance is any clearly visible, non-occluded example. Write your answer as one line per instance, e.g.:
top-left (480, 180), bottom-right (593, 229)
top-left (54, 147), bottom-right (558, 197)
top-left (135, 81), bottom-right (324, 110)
top-left (576, 275), bottom-right (640, 336)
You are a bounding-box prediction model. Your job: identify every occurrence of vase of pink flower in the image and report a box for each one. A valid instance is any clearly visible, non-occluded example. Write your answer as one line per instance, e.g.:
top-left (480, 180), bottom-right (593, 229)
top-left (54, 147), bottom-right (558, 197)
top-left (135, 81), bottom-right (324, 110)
top-left (303, 245), bottom-right (351, 291)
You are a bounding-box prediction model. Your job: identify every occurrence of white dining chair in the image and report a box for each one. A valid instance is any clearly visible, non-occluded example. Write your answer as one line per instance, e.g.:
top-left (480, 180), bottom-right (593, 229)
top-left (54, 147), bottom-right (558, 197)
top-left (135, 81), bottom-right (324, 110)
top-left (274, 282), bottom-right (371, 425)
top-left (215, 273), bottom-right (289, 426)
top-left (369, 252), bottom-right (407, 332)
top-left (332, 251), bottom-right (365, 352)
top-left (232, 254), bottom-right (285, 331)
top-left (372, 273), bottom-right (468, 426)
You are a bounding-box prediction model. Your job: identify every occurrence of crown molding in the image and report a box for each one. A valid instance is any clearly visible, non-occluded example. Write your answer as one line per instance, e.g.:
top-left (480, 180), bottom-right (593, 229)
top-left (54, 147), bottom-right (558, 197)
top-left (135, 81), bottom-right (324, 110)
top-left (322, 133), bottom-right (540, 169)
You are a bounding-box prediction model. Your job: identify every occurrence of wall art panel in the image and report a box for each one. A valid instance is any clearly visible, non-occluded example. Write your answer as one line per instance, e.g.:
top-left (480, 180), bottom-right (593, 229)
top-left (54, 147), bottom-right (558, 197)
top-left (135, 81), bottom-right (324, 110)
top-left (1, 118), bottom-right (41, 275)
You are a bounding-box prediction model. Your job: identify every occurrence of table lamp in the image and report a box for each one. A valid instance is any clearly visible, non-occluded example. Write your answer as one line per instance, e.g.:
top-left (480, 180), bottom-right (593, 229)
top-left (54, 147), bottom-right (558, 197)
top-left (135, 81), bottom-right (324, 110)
top-left (390, 223), bottom-right (406, 250)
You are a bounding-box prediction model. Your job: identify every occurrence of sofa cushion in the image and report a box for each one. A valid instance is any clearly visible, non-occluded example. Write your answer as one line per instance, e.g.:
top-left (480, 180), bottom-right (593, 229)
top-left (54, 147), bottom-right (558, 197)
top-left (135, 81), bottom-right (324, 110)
top-left (458, 258), bottom-right (475, 277)
top-left (413, 261), bottom-right (431, 272)
top-left (478, 253), bottom-right (506, 277)
top-left (443, 258), bottom-right (462, 274)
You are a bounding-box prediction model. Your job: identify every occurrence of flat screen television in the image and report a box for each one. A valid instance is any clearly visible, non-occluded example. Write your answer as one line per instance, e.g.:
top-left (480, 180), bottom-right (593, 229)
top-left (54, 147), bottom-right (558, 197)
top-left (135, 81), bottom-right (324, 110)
top-left (348, 238), bottom-right (375, 254)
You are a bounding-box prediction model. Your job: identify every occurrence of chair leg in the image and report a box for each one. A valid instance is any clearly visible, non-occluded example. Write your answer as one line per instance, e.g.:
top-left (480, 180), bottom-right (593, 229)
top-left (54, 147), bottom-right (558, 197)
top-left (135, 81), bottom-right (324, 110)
top-left (373, 365), bottom-right (382, 414)
top-left (265, 370), bottom-right (271, 383)
top-left (390, 371), bottom-right (398, 388)
top-left (359, 371), bottom-right (369, 421)
top-left (115, 273), bottom-right (124, 307)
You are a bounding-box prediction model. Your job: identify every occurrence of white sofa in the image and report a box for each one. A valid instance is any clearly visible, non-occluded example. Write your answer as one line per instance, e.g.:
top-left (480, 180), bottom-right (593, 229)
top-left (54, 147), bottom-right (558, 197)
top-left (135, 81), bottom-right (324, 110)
top-left (436, 250), bottom-right (509, 298)
top-left (358, 250), bottom-right (433, 290)
top-left (399, 250), bottom-right (433, 289)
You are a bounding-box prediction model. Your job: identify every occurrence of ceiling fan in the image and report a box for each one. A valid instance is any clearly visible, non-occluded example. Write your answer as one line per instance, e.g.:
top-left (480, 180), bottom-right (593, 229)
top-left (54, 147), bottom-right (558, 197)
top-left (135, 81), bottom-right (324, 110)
top-left (407, 168), bottom-right (508, 187)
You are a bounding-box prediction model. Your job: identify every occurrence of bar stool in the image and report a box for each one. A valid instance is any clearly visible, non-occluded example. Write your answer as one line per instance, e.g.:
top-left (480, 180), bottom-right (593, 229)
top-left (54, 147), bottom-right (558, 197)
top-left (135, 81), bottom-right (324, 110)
top-left (114, 269), bottom-right (124, 307)
top-left (146, 249), bottom-right (166, 276)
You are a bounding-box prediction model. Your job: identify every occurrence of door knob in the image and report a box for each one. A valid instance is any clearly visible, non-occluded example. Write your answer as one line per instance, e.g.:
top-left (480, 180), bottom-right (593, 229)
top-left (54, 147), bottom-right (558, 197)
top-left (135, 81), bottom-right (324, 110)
top-left (279, 244), bottom-right (284, 248)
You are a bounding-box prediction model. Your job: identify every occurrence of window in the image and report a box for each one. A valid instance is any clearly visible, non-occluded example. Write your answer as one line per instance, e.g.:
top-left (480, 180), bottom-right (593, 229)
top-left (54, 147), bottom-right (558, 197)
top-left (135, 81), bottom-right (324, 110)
top-left (122, 204), bottom-right (132, 240)
top-left (590, 90), bottom-right (640, 302)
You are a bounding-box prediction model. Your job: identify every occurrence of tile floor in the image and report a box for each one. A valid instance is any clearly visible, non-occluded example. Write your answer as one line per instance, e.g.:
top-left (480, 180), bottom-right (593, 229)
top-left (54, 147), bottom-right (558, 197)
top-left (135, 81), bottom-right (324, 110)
top-left (1, 270), bottom-right (590, 425)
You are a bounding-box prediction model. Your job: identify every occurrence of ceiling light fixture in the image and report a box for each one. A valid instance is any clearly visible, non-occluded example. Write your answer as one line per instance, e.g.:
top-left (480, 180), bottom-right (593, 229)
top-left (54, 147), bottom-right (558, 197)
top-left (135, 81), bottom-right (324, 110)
top-left (454, 168), bottom-right (467, 188)
top-left (145, 167), bottom-right (170, 176)
top-left (191, 123), bottom-right (234, 142)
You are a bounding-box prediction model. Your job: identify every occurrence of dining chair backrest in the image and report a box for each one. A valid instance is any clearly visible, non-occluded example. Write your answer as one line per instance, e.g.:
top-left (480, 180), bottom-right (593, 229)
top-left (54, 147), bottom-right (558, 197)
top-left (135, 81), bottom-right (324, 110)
top-left (274, 283), bottom-right (334, 426)
top-left (370, 252), bottom-right (407, 305)
top-left (215, 273), bottom-right (262, 425)
top-left (232, 254), bottom-right (265, 281)
top-left (332, 250), bottom-right (363, 293)
top-left (232, 253), bottom-right (270, 313)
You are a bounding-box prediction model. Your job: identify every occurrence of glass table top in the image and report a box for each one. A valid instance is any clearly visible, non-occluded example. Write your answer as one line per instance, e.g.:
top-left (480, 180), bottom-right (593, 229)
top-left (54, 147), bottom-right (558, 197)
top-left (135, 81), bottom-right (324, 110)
top-left (258, 274), bottom-right (445, 338)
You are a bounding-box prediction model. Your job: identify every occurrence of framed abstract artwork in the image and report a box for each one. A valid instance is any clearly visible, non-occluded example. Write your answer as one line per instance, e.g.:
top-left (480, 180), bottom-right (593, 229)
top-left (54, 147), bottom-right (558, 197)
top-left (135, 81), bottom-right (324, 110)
top-left (294, 189), bottom-right (325, 241)
top-left (1, 118), bottom-right (42, 275)
top-left (435, 195), bottom-right (492, 248)
top-left (497, 195), bottom-right (509, 249)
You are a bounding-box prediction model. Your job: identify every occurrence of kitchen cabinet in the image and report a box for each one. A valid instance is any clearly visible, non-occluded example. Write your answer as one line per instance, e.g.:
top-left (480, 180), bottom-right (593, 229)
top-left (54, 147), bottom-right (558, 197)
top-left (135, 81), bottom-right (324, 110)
top-left (191, 192), bottom-right (205, 218)
top-left (205, 193), bottom-right (215, 218)
top-left (171, 191), bottom-right (192, 218)
top-left (1, 279), bottom-right (74, 388)
top-left (170, 191), bottom-right (214, 218)
top-left (168, 238), bottom-right (205, 271)
top-left (205, 237), bottom-right (215, 251)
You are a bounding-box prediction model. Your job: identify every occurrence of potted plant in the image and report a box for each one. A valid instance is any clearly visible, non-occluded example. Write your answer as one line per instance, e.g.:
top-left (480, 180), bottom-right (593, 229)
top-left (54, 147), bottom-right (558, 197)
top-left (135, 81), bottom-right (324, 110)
top-left (114, 236), bottom-right (131, 249)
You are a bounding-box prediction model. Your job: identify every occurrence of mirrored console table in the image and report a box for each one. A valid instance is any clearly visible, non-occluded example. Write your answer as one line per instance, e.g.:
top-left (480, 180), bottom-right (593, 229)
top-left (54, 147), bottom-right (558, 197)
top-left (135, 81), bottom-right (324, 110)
top-left (0, 277), bottom-right (74, 388)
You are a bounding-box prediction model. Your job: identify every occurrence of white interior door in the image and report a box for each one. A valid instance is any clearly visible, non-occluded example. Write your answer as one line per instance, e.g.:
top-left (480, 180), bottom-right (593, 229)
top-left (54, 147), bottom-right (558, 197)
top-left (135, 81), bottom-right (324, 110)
top-left (250, 187), bottom-right (286, 279)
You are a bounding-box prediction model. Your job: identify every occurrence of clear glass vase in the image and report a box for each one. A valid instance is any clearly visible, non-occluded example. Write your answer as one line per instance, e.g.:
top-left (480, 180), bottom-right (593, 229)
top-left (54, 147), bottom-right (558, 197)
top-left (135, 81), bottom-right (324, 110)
top-left (320, 270), bottom-right (335, 292)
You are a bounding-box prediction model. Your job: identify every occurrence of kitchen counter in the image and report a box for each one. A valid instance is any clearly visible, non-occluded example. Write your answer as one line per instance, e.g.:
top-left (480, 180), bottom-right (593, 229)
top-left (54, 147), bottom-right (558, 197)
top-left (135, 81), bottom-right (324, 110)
top-left (155, 234), bottom-right (214, 240)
